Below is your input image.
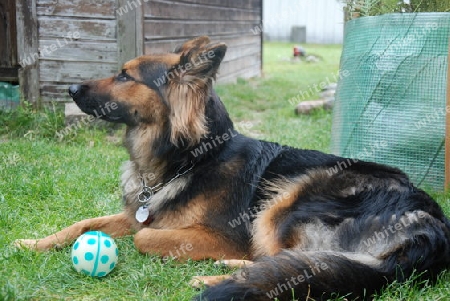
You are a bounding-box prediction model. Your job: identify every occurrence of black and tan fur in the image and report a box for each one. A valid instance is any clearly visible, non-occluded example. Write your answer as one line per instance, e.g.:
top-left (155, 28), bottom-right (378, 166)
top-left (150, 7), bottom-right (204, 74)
top-left (16, 36), bottom-right (450, 300)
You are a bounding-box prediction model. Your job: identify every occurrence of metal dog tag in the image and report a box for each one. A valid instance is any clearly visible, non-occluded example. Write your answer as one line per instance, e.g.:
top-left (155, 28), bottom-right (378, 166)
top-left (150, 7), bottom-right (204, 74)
top-left (136, 205), bottom-right (150, 223)
top-left (138, 186), bottom-right (154, 203)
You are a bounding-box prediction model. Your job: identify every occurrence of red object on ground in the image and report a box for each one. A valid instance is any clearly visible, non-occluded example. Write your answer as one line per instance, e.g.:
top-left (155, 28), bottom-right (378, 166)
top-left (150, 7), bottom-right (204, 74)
top-left (293, 46), bottom-right (305, 57)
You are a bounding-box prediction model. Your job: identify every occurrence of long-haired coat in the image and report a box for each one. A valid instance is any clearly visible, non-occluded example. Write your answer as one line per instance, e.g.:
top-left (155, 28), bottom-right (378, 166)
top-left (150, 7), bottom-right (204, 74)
top-left (16, 36), bottom-right (450, 301)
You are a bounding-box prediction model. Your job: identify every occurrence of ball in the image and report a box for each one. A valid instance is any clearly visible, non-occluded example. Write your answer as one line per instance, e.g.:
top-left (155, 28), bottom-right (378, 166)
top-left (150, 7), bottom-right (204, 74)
top-left (71, 231), bottom-right (118, 277)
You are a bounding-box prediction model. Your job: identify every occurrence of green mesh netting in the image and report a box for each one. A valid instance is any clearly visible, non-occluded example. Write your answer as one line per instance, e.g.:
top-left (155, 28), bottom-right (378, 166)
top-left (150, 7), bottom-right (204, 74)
top-left (331, 13), bottom-right (450, 191)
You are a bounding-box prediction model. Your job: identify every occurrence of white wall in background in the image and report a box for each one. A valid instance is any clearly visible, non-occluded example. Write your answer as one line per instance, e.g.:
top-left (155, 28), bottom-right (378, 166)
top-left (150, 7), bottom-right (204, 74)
top-left (263, 0), bottom-right (345, 44)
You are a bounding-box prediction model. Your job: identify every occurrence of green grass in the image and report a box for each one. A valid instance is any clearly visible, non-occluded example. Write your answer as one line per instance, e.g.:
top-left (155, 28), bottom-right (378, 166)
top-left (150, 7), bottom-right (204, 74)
top-left (1, 42), bottom-right (449, 300)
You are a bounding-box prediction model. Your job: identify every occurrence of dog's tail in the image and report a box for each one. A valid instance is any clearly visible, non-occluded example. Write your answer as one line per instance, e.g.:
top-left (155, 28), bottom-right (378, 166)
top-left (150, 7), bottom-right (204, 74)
top-left (195, 251), bottom-right (388, 301)
top-left (195, 216), bottom-right (450, 301)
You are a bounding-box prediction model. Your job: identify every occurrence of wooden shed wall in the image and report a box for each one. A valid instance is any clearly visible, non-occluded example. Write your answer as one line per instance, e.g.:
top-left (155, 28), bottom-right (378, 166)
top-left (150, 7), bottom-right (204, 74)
top-left (33, 0), bottom-right (262, 102)
top-left (142, 0), bottom-right (262, 83)
top-left (36, 0), bottom-right (119, 101)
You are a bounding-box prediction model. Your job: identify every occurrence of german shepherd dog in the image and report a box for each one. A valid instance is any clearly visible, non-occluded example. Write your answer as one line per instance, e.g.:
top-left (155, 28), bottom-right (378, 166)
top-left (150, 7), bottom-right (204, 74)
top-left (17, 36), bottom-right (450, 300)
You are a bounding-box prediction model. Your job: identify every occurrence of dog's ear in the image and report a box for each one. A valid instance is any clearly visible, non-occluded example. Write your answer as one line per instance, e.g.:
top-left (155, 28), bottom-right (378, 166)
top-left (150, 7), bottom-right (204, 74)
top-left (174, 36), bottom-right (211, 54)
top-left (166, 41), bottom-right (227, 147)
top-left (178, 42), bottom-right (227, 81)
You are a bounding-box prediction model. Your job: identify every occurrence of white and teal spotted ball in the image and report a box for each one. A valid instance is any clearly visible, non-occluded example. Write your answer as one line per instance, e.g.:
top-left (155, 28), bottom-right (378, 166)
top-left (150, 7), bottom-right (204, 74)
top-left (71, 231), bottom-right (118, 277)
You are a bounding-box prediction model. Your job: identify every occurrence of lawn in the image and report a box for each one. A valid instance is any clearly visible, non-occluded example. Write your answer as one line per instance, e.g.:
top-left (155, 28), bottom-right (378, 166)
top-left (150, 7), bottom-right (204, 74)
top-left (1, 42), bottom-right (449, 301)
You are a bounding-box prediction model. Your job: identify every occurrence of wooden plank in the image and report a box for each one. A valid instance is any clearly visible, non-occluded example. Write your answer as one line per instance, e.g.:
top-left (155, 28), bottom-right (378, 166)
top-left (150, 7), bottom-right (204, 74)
top-left (218, 38), bottom-right (262, 60)
top-left (143, 0), bottom-right (261, 21)
top-left (144, 34), bottom-right (261, 54)
top-left (39, 39), bottom-right (117, 63)
top-left (445, 40), bottom-right (450, 190)
top-left (116, 0), bottom-right (144, 68)
top-left (38, 17), bottom-right (116, 41)
top-left (222, 42), bottom-right (261, 62)
top-left (39, 60), bottom-right (117, 83)
top-left (144, 20), bottom-right (260, 40)
top-left (135, 2), bottom-right (144, 57)
top-left (36, 0), bottom-right (115, 18)
top-left (165, 0), bottom-right (262, 10)
top-left (39, 83), bottom-right (71, 101)
top-left (16, 0), bottom-right (40, 104)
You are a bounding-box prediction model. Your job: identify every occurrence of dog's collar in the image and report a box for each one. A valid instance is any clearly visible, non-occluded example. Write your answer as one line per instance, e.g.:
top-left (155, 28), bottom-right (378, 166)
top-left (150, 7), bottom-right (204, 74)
top-left (135, 163), bottom-right (195, 224)
top-left (138, 163), bottom-right (195, 204)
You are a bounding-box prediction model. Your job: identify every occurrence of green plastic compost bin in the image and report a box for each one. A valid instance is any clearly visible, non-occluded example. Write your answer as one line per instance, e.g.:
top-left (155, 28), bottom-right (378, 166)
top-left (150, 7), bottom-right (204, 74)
top-left (0, 82), bottom-right (20, 110)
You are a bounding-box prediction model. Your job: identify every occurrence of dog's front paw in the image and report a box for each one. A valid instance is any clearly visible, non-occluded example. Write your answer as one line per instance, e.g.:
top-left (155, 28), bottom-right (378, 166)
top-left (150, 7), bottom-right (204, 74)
top-left (189, 275), bottom-right (231, 288)
top-left (14, 239), bottom-right (40, 250)
top-left (214, 259), bottom-right (254, 268)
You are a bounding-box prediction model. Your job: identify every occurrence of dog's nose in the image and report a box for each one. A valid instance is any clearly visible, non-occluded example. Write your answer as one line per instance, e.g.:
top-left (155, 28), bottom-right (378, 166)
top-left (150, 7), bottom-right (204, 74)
top-left (68, 84), bottom-right (82, 98)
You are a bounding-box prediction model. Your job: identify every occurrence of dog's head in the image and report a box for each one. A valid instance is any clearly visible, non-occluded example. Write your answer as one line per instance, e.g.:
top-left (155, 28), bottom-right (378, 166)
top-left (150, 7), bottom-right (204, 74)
top-left (68, 36), bottom-right (227, 146)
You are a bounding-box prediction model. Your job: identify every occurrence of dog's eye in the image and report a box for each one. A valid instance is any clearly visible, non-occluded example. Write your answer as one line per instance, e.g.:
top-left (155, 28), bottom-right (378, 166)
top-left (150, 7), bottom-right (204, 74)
top-left (116, 72), bottom-right (131, 82)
